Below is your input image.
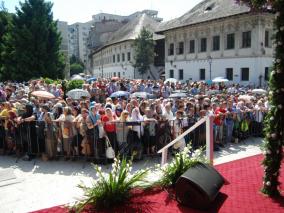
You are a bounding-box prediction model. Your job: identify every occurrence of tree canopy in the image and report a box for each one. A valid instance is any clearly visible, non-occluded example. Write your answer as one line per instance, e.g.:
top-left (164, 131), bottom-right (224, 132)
top-left (0, 0), bottom-right (65, 81)
top-left (133, 27), bottom-right (155, 77)
top-left (237, 0), bottom-right (284, 197)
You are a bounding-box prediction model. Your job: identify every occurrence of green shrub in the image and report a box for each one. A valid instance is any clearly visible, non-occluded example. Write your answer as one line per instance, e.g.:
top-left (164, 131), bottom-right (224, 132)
top-left (66, 79), bottom-right (84, 91)
top-left (155, 144), bottom-right (207, 188)
top-left (73, 157), bottom-right (150, 211)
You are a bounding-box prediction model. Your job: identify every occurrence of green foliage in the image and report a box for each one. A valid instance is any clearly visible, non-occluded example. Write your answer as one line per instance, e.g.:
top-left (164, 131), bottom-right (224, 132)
top-left (1, 0), bottom-right (64, 81)
top-left (0, 6), bottom-right (13, 80)
top-left (70, 63), bottom-right (84, 76)
top-left (41, 77), bottom-right (61, 85)
top-left (237, 0), bottom-right (284, 197)
top-left (155, 145), bottom-right (207, 188)
top-left (66, 79), bottom-right (84, 91)
top-left (73, 157), bottom-right (150, 211)
top-left (70, 54), bottom-right (85, 67)
top-left (133, 27), bottom-right (155, 77)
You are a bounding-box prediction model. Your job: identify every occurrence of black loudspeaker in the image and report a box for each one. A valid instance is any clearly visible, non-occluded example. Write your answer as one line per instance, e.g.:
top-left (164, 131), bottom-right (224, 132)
top-left (175, 162), bottom-right (225, 210)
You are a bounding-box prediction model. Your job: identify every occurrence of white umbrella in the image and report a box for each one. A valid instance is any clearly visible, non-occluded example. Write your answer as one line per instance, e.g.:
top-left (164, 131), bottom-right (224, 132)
top-left (165, 78), bottom-right (178, 84)
top-left (66, 89), bottom-right (90, 100)
top-left (212, 77), bottom-right (229, 83)
top-left (172, 90), bottom-right (187, 93)
top-left (71, 75), bottom-right (85, 80)
top-left (169, 93), bottom-right (187, 98)
top-left (252, 89), bottom-right (267, 94)
top-left (131, 92), bottom-right (154, 99)
top-left (239, 95), bottom-right (254, 102)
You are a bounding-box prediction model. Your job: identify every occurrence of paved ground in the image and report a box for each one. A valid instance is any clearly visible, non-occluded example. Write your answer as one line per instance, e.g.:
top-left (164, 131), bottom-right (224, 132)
top-left (0, 137), bottom-right (263, 213)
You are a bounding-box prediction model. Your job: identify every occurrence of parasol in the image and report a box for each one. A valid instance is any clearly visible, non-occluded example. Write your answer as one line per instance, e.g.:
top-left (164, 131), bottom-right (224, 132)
top-left (31, 90), bottom-right (55, 99)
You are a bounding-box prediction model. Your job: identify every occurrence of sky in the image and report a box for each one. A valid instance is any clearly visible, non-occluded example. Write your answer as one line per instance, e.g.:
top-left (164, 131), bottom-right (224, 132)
top-left (3, 0), bottom-right (203, 24)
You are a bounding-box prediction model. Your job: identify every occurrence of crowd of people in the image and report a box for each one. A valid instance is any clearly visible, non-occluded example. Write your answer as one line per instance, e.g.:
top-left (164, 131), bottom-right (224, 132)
top-left (0, 78), bottom-right (269, 162)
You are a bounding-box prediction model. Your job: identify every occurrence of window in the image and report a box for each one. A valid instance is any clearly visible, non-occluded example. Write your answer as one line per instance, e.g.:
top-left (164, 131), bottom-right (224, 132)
top-left (264, 67), bottom-right (270, 81)
top-left (168, 43), bottom-right (174, 55)
top-left (177, 42), bottom-right (184, 55)
top-left (169, 69), bottom-right (174, 78)
top-left (127, 52), bottom-right (131, 61)
top-left (179, 69), bottom-right (184, 80)
top-left (226, 68), bottom-right (233, 81)
top-left (113, 72), bottom-right (116, 77)
top-left (200, 38), bottom-right (207, 52)
top-left (122, 53), bottom-right (125, 61)
top-left (189, 40), bottom-right (195, 53)
top-left (242, 31), bottom-right (251, 48)
top-left (226, 33), bottom-right (235, 49)
top-left (118, 72), bottom-right (121, 78)
top-left (241, 68), bottom-right (249, 81)
top-left (212, 35), bottom-right (220, 51)
top-left (117, 54), bottom-right (120, 62)
top-left (200, 69), bottom-right (205, 80)
top-left (265, 31), bottom-right (269, 47)
top-left (113, 55), bottom-right (115, 63)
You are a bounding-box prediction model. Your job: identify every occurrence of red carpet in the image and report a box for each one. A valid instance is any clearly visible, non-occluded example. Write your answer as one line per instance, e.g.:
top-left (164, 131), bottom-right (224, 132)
top-left (31, 154), bottom-right (284, 213)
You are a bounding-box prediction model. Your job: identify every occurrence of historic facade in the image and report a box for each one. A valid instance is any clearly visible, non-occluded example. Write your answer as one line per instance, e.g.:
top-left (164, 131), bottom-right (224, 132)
top-left (157, 0), bottom-right (274, 86)
top-left (91, 14), bottom-right (164, 79)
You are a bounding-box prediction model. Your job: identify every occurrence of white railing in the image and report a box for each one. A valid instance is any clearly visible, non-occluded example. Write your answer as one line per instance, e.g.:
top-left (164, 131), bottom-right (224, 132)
top-left (157, 116), bottom-right (214, 166)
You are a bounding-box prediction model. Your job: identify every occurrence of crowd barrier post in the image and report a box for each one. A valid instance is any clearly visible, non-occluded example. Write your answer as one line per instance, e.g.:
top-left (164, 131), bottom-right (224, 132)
top-left (206, 116), bottom-right (214, 164)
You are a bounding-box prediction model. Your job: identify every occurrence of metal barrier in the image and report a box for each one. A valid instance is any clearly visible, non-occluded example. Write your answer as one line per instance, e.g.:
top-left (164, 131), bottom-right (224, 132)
top-left (0, 112), bottom-right (264, 165)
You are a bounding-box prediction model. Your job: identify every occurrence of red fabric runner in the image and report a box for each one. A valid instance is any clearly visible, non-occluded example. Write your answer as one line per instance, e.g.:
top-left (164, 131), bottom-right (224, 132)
top-left (31, 154), bottom-right (284, 213)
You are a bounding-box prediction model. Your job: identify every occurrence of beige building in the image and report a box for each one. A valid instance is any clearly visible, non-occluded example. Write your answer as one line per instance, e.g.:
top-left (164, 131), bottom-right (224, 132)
top-left (91, 14), bottom-right (164, 79)
top-left (157, 0), bottom-right (274, 86)
top-left (68, 21), bottom-right (93, 65)
top-left (57, 21), bottom-right (70, 78)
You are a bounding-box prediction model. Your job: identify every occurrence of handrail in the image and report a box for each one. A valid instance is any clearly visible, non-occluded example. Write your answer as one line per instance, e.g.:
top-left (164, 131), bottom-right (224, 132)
top-left (157, 116), bottom-right (207, 154)
top-left (157, 115), bottom-right (214, 166)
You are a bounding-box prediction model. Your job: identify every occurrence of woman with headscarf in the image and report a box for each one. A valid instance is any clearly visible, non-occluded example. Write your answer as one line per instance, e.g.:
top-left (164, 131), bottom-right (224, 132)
top-left (130, 107), bottom-right (144, 139)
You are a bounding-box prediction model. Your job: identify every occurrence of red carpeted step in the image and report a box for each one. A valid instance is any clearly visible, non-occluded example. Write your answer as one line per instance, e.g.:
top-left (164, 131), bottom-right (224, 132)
top-left (31, 154), bottom-right (284, 213)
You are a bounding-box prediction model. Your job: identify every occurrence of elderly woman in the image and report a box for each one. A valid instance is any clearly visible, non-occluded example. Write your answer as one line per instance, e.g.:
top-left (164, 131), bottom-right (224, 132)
top-left (102, 108), bottom-right (117, 154)
top-left (143, 107), bottom-right (157, 154)
top-left (17, 104), bottom-right (37, 161)
top-left (55, 107), bottom-right (75, 160)
top-left (130, 107), bottom-right (144, 139)
top-left (116, 110), bottom-right (130, 156)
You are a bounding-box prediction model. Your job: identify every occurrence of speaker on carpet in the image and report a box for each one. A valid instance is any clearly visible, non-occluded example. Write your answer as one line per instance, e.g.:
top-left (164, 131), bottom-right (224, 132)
top-left (175, 162), bottom-right (225, 210)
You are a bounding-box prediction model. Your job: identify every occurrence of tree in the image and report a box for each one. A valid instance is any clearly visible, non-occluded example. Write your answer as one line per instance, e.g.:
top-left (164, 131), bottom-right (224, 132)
top-left (0, 2), bottom-right (13, 80)
top-left (133, 27), bottom-right (155, 78)
top-left (1, 0), bottom-right (64, 81)
top-left (236, 0), bottom-right (284, 197)
top-left (70, 63), bottom-right (84, 76)
top-left (70, 54), bottom-right (85, 67)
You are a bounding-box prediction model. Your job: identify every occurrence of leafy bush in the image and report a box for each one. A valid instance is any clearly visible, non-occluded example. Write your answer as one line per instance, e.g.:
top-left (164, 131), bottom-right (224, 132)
top-left (155, 144), bottom-right (207, 188)
top-left (73, 157), bottom-right (150, 211)
top-left (70, 63), bottom-right (84, 76)
top-left (66, 79), bottom-right (84, 91)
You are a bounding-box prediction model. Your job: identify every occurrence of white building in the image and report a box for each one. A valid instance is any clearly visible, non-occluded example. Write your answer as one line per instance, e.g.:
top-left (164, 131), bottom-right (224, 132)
top-left (91, 14), bottom-right (164, 79)
top-left (157, 0), bottom-right (274, 87)
top-left (57, 21), bottom-right (70, 78)
top-left (92, 10), bottom-right (163, 23)
top-left (68, 21), bottom-right (93, 64)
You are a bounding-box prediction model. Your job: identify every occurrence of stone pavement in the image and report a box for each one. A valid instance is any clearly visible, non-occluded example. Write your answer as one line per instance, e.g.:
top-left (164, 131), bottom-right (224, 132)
top-left (0, 137), bottom-right (263, 213)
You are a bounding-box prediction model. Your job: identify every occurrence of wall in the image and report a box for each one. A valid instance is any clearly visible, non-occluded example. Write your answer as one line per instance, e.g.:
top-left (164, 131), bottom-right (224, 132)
top-left (165, 56), bottom-right (273, 86)
top-left (163, 13), bottom-right (274, 85)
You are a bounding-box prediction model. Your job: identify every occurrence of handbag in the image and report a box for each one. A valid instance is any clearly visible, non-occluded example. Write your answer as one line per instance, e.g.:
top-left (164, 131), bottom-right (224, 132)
top-left (105, 136), bottom-right (115, 159)
top-left (98, 124), bottom-right (105, 138)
